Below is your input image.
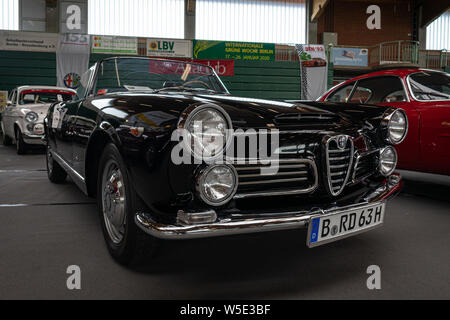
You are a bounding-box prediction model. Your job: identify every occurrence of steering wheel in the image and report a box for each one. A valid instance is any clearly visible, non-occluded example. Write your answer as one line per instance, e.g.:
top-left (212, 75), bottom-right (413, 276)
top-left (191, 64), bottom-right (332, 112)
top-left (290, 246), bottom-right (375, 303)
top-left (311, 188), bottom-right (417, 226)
top-left (183, 80), bottom-right (211, 89)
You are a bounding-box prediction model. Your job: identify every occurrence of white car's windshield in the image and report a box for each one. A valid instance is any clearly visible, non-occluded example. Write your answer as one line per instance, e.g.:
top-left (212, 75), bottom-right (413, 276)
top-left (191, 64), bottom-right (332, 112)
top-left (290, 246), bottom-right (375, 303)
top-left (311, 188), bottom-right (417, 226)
top-left (93, 58), bottom-right (228, 95)
top-left (408, 71), bottom-right (450, 101)
top-left (19, 90), bottom-right (75, 105)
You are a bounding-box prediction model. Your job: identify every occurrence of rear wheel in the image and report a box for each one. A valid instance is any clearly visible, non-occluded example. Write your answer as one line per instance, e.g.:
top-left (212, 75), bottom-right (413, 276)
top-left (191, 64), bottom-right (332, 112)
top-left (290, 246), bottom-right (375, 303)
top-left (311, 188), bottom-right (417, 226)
top-left (15, 129), bottom-right (28, 155)
top-left (97, 143), bottom-right (158, 266)
top-left (1, 122), bottom-right (12, 146)
top-left (46, 145), bottom-right (67, 183)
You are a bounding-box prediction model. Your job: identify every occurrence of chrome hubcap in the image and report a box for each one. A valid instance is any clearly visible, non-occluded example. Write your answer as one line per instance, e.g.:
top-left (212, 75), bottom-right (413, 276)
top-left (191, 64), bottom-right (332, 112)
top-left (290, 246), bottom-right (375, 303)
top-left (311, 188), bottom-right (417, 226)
top-left (102, 160), bottom-right (126, 244)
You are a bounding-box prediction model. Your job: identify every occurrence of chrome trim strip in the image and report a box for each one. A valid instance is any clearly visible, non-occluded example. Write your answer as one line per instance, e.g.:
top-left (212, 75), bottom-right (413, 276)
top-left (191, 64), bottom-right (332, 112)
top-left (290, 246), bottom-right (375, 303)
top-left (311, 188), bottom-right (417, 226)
top-left (51, 150), bottom-right (88, 194)
top-left (135, 173), bottom-right (402, 240)
top-left (239, 177), bottom-right (308, 185)
top-left (239, 171), bottom-right (307, 179)
top-left (236, 164), bottom-right (307, 171)
top-left (233, 158), bottom-right (319, 199)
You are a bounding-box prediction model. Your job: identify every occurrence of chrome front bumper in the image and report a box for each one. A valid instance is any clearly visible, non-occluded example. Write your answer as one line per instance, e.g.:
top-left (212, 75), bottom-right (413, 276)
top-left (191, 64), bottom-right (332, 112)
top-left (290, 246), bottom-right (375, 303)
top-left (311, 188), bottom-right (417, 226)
top-left (23, 133), bottom-right (45, 145)
top-left (135, 174), bottom-right (402, 240)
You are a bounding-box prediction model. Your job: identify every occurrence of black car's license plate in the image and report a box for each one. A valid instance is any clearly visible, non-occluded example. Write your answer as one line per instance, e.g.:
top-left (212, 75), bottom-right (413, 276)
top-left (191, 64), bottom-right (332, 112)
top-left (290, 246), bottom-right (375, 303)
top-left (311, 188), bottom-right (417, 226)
top-left (307, 203), bottom-right (385, 248)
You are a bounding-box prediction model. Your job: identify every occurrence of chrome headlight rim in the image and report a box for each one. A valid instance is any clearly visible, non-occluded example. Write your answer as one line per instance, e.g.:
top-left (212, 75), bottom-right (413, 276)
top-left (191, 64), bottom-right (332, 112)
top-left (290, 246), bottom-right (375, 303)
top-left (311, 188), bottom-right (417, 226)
top-left (379, 146), bottom-right (398, 177)
top-left (382, 108), bottom-right (408, 145)
top-left (25, 111), bottom-right (39, 123)
top-left (195, 163), bottom-right (238, 207)
top-left (180, 104), bottom-right (233, 162)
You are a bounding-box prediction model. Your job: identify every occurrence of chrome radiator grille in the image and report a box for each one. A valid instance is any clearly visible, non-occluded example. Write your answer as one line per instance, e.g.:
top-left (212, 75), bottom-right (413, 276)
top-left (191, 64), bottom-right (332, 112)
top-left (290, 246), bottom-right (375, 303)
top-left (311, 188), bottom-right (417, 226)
top-left (325, 136), bottom-right (354, 196)
top-left (232, 159), bottom-right (318, 199)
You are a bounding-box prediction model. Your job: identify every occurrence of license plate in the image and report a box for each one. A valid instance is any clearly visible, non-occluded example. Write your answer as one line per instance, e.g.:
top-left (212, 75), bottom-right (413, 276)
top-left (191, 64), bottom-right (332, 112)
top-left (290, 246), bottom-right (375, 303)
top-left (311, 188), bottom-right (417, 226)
top-left (307, 203), bottom-right (385, 248)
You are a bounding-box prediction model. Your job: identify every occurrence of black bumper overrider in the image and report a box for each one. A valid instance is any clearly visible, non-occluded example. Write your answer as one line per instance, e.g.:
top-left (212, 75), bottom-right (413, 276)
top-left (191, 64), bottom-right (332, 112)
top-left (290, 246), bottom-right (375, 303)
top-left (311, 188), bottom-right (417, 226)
top-left (135, 173), bottom-right (402, 240)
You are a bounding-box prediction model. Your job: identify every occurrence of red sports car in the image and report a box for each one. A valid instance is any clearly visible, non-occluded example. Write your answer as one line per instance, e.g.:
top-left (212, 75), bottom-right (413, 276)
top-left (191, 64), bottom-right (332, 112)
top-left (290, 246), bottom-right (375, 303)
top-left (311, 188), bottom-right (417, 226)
top-left (319, 68), bottom-right (450, 176)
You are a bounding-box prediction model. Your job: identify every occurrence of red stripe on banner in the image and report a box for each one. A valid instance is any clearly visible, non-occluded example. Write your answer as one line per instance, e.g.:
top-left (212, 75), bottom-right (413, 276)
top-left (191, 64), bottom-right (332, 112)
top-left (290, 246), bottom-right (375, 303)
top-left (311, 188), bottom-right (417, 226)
top-left (148, 57), bottom-right (235, 76)
top-left (21, 90), bottom-right (76, 95)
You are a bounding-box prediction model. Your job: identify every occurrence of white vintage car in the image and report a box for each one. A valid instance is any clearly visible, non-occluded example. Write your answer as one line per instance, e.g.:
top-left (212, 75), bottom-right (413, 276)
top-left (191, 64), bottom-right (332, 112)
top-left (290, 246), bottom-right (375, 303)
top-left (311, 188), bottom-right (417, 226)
top-left (1, 86), bottom-right (76, 154)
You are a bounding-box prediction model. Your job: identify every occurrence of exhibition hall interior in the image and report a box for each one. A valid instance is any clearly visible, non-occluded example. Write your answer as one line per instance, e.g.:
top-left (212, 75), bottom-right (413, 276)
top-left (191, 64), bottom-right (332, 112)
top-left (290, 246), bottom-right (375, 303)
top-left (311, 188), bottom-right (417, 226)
top-left (0, 0), bottom-right (449, 301)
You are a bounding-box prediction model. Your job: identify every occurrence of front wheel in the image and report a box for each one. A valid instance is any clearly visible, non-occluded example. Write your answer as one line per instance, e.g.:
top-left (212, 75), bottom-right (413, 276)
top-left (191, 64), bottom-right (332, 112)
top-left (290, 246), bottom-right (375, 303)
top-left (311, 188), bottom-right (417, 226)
top-left (1, 122), bottom-right (12, 146)
top-left (15, 129), bottom-right (28, 155)
top-left (97, 143), bottom-right (157, 266)
top-left (46, 146), bottom-right (67, 183)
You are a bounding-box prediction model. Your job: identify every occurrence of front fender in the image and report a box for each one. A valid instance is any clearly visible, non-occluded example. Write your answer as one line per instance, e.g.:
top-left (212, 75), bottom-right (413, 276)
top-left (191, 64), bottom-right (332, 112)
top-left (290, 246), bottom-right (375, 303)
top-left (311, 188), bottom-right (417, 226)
top-left (14, 119), bottom-right (25, 135)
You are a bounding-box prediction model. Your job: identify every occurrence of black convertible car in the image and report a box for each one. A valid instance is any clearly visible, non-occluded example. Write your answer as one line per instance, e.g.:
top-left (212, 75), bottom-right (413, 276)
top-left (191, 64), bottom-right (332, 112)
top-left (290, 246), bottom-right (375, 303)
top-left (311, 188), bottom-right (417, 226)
top-left (44, 57), bottom-right (406, 265)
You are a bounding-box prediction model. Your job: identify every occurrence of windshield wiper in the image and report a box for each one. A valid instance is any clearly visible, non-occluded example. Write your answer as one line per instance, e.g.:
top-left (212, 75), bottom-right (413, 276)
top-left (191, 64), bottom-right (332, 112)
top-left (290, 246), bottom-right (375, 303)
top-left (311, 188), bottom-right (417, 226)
top-left (153, 86), bottom-right (218, 94)
top-left (413, 90), bottom-right (450, 99)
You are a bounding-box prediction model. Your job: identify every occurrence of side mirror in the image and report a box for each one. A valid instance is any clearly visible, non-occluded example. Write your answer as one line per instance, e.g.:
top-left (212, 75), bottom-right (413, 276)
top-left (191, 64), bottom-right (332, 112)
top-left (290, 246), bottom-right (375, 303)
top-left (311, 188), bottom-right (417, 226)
top-left (6, 100), bottom-right (12, 106)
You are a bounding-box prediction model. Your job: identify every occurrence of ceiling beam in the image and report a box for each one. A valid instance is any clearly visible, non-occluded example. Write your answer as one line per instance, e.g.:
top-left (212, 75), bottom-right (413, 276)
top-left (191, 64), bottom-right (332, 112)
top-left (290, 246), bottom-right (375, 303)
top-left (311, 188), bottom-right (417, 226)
top-left (311, 0), bottom-right (329, 22)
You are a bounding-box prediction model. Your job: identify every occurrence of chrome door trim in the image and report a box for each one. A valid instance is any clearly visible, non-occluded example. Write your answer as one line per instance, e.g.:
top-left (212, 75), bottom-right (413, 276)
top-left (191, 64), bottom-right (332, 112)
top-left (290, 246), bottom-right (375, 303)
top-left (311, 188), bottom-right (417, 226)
top-left (51, 149), bottom-right (88, 194)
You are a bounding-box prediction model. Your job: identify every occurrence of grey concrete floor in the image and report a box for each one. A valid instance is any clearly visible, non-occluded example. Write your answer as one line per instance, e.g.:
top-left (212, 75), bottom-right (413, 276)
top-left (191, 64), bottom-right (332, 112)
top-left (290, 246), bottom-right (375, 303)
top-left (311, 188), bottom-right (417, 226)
top-left (0, 135), bottom-right (449, 299)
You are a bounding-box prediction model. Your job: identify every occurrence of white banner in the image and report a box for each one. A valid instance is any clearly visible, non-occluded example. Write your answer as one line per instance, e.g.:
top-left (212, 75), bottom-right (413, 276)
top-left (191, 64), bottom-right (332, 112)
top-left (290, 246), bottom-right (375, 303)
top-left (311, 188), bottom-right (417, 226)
top-left (295, 44), bottom-right (328, 101)
top-left (147, 39), bottom-right (192, 58)
top-left (57, 34), bottom-right (90, 90)
top-left (92, 35), bottom-right (138, 55)
top-left (0, 31), bottom-right (58, 52)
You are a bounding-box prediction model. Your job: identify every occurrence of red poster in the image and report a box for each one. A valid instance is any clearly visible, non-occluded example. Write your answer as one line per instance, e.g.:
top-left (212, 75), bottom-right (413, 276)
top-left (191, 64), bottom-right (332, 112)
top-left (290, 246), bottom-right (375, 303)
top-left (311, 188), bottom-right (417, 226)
top-left (192, 59), bottom-right (235, 76)
top-left (148, 57), bottom-right (235, 76)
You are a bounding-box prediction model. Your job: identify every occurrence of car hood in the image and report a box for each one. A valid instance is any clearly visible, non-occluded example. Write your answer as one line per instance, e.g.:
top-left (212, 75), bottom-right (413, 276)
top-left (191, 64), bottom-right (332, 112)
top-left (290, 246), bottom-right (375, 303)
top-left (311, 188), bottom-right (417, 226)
top-left (18, 103), bottom-right (52, 123)
top-left (95, 92), bottom-right (391, 134)
top-left (197, 95), bottom-right (389, 129)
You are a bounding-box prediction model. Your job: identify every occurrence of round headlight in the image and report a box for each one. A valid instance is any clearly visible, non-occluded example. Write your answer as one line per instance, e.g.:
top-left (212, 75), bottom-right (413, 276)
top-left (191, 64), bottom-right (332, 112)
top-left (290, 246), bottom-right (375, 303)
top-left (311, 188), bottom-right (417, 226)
top-left (185, 105), bottom-right (231, 161)
top-left (385, 109), bottom-right (408, 145)
top-left (379, 147), bottom-right (398, 176)
top-left (25, 111), bottom-right (39, 123)
top-left (196, 164), bottom-right (238, 206)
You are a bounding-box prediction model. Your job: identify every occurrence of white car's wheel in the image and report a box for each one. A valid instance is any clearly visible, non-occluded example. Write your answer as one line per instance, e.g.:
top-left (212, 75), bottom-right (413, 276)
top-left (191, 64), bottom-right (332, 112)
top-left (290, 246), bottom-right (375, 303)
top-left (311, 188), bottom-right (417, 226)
top-left (15, 129), bottom-right (28, 155)
top-left (1, 122), bottom-right (12, 146)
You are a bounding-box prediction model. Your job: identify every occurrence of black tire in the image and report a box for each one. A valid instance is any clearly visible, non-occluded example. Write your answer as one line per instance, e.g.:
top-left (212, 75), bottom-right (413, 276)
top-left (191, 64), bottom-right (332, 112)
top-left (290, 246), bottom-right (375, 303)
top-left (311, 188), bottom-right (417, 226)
top-left (97, 143), bottom-right (158, 266)
top-left (46, 145), bottom-right (67, 183)
top-left (1, 123), bottom-right (12, 146)
top-left (2, 133), bottom-right (12, 146)
top-left (2, 135), bottom-right (13, 146)
top-left (15, 129), bottom-right (28, 155)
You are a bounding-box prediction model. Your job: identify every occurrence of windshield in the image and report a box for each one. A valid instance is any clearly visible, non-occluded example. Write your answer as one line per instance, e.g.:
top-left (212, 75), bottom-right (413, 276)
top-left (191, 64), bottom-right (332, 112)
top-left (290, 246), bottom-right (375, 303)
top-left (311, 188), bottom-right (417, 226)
top-left (408, 71), bottom-right (450, 101)
top-left (93, 58), bottom-right (228, 95)
top-left (19, 90), bottom-right (75, 105)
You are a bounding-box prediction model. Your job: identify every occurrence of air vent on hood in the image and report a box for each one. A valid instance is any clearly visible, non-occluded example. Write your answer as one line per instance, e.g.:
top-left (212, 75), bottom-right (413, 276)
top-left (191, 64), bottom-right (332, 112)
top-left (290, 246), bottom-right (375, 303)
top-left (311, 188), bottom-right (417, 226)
top-left (274, 113), bottom-right (340, 125)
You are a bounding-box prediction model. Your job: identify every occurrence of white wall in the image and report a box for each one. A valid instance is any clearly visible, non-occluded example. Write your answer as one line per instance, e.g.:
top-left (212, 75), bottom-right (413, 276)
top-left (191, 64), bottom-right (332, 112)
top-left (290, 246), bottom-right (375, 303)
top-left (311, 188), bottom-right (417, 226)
top-left (0, 0), bottom-right (19, 30)
top-left (195, 0), bottom-right (307, 44)
top-left (426, 9), bottom-right (450, 50)
top-left (88, 0), bottom-right (184, 38)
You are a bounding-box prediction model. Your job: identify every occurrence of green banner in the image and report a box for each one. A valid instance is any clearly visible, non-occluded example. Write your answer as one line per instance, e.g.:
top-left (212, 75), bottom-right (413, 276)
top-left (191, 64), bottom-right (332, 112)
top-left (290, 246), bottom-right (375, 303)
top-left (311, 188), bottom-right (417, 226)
top-left (193, 40), bottom-right (275, 61)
